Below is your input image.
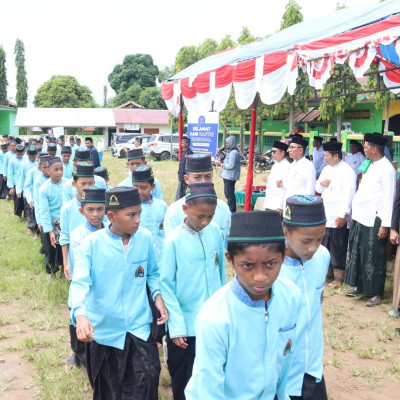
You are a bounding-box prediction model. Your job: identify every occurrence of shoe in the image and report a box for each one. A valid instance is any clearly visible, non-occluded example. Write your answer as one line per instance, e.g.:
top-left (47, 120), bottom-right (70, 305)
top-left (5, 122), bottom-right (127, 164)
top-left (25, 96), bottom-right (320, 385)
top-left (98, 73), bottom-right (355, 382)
top-left (328, 278), bottom-right (344, 287)
top-left (345, 287), bottom-right (359, 297)
top-left (366, 296), bottom-right (381, 307)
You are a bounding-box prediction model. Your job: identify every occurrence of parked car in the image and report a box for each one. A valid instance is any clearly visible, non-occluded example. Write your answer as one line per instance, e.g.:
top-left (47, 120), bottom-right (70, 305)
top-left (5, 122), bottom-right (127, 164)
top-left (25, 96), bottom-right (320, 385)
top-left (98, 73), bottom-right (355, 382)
top-left (145, 134), bottom-right (180, 160)
top-left (111, 134), bottom-right (151, 158)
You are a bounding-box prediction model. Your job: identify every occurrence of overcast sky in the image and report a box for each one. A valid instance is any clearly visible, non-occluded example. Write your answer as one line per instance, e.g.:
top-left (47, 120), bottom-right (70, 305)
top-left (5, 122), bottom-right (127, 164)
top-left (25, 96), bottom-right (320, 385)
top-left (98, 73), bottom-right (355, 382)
top-left (0, 0), bottom-right (379, 105)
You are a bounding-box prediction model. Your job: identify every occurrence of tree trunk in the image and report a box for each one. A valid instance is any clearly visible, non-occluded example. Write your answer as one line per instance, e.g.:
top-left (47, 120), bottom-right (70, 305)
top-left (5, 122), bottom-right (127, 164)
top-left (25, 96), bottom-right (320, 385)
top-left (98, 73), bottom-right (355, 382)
top-left (221, 121), bottom-right (227, 146)
top-left (289, 103), bottom-right (295, 134)
top-left (336, 111), bottom-right (342, 141)
top-left (257, 115), bottom-right (263, 154)
top-left (384, 102), bottom-right (390, 135)
top-left (239, 124), bottom-right (244, 150)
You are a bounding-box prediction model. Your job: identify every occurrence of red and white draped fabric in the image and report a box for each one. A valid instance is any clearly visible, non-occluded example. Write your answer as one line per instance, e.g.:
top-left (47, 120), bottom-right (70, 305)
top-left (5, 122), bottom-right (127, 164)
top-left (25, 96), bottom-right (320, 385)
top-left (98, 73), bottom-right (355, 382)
top-left (161, 52), bottom-right (298, 115)
top-left (379, 58), bottom-right (400, 94)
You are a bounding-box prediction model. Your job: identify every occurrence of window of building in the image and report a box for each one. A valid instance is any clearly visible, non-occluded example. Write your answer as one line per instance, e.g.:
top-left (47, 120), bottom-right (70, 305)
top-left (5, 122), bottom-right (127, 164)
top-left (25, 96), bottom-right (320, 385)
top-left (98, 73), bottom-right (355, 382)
top-left (344, 109), bottom-right (370, 120)
top-left (273, 113), bottom-right (290, 120)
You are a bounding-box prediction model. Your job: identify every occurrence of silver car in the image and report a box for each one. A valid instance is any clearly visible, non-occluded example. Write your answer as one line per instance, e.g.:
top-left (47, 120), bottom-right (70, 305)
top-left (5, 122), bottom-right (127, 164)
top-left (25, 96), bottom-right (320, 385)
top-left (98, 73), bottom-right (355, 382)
top-left (145, 134), bottom-right (180, 161)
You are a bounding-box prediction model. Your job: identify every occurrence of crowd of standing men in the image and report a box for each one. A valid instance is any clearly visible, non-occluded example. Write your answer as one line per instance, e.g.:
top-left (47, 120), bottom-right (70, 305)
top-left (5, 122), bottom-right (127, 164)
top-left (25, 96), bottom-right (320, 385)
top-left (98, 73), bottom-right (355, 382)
top-left (0, 129), bottom-right (399, 400)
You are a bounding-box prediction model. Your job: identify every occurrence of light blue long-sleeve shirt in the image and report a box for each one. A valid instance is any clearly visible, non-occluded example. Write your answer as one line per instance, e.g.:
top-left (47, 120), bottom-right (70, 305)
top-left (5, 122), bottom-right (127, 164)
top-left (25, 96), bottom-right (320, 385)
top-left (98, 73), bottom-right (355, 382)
top-left (16, 159), bottom-right (37, 195)
top-left (185, 276), bottom-right (301, 400)
top-left (160, 222), bottom-right (227, 338)
top-left (39, 178), bottom-right (67, 233)
top-left (3, 151), bottom-right (15, 178)
top-left (70, 226), bottom-right (161, 349)
top-left (0, 152), bottom-right (5, 175)
top-left (33, 173), bottom-right (49, 225)
top-left (312, 147), bottom-right (326, 177)
top-left (63, 161), bottom-right (74, 179)
top-left (118, 174), bottom-right (163, 200)
top-left (7, 156), bottom-right (24, 188)
top-left (24, 166), bottom-right (42, 203)
top-left (62, 175), bottom-right (107, 204)
top-left (164, 196), bottom-right (231, 245)
top-left (60, 198), bottom-right (86, 247)
top-left (278, 245), bottom-right (330, 397)
top-left (139, 197), bottom-right (167, 265)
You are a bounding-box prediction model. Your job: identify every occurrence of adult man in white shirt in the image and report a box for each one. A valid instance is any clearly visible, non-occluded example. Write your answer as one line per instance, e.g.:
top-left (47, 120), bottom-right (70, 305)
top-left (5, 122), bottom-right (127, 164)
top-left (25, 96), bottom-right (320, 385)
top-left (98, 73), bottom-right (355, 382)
top-left (263, 141), bottom-right (290, 214)
top-left (312, 136), bottom-right (326, 178)
top-left (284, 136), bottom-right (316, 206)
top-left (345, 140), bottom-right (365, 177)
top-left (345, 133), bottom-right (396, 306)
top-left (316, 141), bottom-right (356, 287)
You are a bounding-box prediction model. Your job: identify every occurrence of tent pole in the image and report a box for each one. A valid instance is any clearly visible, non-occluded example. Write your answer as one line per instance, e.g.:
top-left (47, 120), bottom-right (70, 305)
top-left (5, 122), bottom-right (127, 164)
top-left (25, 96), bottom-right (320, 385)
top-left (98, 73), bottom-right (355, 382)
top-left (244, 96), bottom-right (258, 211)
top-left (178, 94), bottom-right (184, 162)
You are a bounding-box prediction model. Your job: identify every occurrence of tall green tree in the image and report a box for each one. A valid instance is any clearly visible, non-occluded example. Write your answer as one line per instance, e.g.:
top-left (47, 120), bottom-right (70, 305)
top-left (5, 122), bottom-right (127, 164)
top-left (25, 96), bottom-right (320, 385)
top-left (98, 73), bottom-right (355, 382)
top-left (173, 45), bottom-right (199, 74)
top-left (108, 54), bottom-right (159, 94)
top-left (14, 39), bottom-right (28, 107)
top-left (158, 65), bottom-right (174, 82)
top-left (0, 46), bottom-right (8, 106)
top-left (109, 83), bottom-right (142, 108)
top-left (34, 75), bottom-right (95, 108)
top-left (280, 0), bottom-right (303, 30)
top-left (237, 26), bottom-right (255, 45)
top-left (217, 35), bottom-right (236, 52)
top-left (138, 87), bottom-right (167, 110)
top-left (198, 38), bottom-right (218, 59)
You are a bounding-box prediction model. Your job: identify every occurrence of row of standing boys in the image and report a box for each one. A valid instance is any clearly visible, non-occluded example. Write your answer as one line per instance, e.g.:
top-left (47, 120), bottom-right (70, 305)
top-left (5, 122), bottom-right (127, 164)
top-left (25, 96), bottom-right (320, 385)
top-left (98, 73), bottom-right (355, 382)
top-left (1, 135), bottom-right (331, 400)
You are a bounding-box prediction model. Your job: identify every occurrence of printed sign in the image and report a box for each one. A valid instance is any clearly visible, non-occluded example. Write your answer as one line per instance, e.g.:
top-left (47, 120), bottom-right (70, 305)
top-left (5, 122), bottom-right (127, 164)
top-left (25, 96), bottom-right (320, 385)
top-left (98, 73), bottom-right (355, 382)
top-left (187, 112), bottom-right (219, 158)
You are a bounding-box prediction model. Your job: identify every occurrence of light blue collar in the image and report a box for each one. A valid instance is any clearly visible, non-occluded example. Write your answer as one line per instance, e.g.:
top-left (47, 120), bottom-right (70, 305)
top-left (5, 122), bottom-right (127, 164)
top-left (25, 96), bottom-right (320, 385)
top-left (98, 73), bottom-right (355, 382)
top-left (231, 276), bottom-right (266, 308)
top-left (181, 221), bottom-right (203, 236)
top-left (106, 225), bottom-right (123, 240)
top-left (85, 220), bottom-right (100, 232)
top-left (284, 255), bottom-right (304, 266)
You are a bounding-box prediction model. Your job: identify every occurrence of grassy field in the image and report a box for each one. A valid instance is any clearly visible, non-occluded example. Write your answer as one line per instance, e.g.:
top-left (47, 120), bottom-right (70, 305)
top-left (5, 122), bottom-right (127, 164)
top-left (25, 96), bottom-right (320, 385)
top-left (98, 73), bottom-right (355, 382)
top-left (0, 152), bottom-right (399, 399)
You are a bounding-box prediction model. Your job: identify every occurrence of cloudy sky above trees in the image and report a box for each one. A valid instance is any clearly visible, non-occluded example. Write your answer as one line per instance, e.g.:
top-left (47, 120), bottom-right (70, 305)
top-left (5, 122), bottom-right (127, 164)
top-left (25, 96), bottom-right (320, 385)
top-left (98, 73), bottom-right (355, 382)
top-left (0, 0), bottom-right (378, 105)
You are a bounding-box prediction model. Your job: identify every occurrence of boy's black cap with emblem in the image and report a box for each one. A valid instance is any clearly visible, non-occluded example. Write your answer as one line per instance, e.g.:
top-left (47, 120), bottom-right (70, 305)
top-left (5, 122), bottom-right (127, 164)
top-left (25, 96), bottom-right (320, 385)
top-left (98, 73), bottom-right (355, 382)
top-left (74, 149), bottom-right (91, 161)
top-left (106, 187), bottom-right (141, 209)
top-left (185, 182), bottom-right (217, 203)
top-left (73, 162), bottom-right (94, 178)
top-left (313, 136), bottom-right (323, 143)
top-left (81, 187), bottom-right (106, 204)
top-left (322, 141), bottom-right (342, 152)
top-left (27, 145), bottom-right (38, 155)
top-left (132, 165), bottom-right (154, 182)
top-left (185, 154), bottom-right (213, 172)
top-left (61, 145), bottom-right (72, 154)
top-left (94, 166), bottom-right (109, 179)
top-left (47, 143), bottom-right (57, 151)
top-left (364, 133), bottom-right (387, 146)
top-left (284, 195), bottom-right (326, 227)
top-left (1, 143), bottom-right (9, 150)
top-left (48, 156), bottom-right (62, 167)
top-left (127, 148), bottom-right (145, 160)
top-left (272, 141), bottom-right (288, 151)
top-left (39, 154), bottom-right (51, 164)
top-left (228, 210), bottom-right (285, 243)
top-left (15, 144), bottom-right (25, 153)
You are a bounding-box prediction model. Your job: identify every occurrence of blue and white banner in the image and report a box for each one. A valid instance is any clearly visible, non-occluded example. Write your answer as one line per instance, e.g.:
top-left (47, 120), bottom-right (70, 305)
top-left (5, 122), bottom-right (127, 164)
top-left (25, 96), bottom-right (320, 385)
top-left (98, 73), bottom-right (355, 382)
top-left (187, 112), bottom-right (219, 158)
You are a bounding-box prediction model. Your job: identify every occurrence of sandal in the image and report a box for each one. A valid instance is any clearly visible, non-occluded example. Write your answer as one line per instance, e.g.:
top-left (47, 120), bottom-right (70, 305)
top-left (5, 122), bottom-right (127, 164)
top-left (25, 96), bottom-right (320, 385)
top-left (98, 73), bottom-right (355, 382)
top-left (65, 354), bottom-right (81, 370)
top-left (328, 278), bottom-right (344, 287)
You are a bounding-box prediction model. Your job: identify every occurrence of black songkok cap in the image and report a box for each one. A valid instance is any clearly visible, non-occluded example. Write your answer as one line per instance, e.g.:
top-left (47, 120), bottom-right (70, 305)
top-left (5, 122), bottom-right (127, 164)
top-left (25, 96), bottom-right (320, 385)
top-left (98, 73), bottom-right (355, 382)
top-left (349, 140), bottom-right (359, 145)
top-left (81, 187), bottom-right (106, 204)
top-left (48, 156), bottom-right (62, 167)
top-left (24, 142), bottom-right (29, 148)
top-left (132, 165), bottom-right (154, 182)
top-left (185, 182), bottom-right (217, 203)
top-left (15, 137), bottom-right (22, 144)
top-left (228, 210), bottom-right (285, 243)
top-left (106, 187), bottom-right (141, 209)
top-left (61, 145), bottom-right (72, 154)
top-left (291, 136), bottom-right (308, 148)
top-left (127, 148), bottom-right (145, 160)
top-left (1, 143), bottom-right (9, 150)
top-left (73, 162), bottom-right (94, 178)
top-left (27, 145), bottom-right (38, 155)
top-left (185, 154), bottom-right (213, 172)
top-left (272, 141), bottom-right (289, 151)
top-left (15, 144), bottom-right (25, 153)
top-left (39, 154), bottom-right (51, 164)
top-left (364, 133), bottom-right (387, 146)
top-left (284, 195), bottom-right (326, 227)
top-left (94, 166), bottom-right (109, 179)
top-left (313, 136), bottom-right (323, 143)
top-left (47, 143), bottom-right (57, 151)
top-left (74, 149), bottom-right (91, 161)
top-left (182, 136), bottom-right (190, 143)
top-left (322, 142), bottom-right (342, 152)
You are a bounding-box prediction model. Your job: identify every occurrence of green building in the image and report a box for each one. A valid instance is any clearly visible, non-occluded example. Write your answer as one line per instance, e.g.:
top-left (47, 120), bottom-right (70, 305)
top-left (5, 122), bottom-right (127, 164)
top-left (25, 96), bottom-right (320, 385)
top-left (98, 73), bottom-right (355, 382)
top-left (0, 106), bottom-right (18, 136)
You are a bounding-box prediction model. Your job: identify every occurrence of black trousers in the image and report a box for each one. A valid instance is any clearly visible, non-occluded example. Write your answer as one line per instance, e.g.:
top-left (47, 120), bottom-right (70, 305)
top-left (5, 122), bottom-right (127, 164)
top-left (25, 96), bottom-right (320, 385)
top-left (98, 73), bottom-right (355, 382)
top-left (0, 174), bottom-right (8, 198)
top-left (290, 374), bottom-right (327, 400)
top-left (42, 232), bottom-right (62, 274)
top-left (86, 333), bottom-right (160, 400)
top-left (175, 180), bottom-right (188, 201)
top-left (69, 324), bottom-right (86, 367)
top-left (223, 178), bottom-right (237, 213)
top-left (25, 199), bottom-right (38, 232)
top-left (166, 335), bottom-right (196, 400)
top-left (13, 188), bottom-right (24, 217)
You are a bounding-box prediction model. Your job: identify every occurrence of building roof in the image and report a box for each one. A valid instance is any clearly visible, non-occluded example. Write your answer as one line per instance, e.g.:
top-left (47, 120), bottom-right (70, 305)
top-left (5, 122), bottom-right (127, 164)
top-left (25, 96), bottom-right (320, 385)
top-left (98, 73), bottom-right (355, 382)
top-left (15, 108), bottom-right (115, 127)
top-left (113, 109), bottom-right (169, 125)
top-left (283, 107), bottom-right (324, 124)
top-left (116, 101), bottom-right (145, 109)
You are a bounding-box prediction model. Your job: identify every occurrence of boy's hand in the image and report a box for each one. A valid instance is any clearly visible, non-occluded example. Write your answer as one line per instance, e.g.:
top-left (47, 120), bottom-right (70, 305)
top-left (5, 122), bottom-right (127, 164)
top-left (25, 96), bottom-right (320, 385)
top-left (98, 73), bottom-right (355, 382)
top-left (390, 229), bottom-right (399, 245)
top-left (38, 224), bottom-right (42, 232)
top-left (172, 336), bottom-right (188, 349)
top-left (64, 263), bottom-right (71, 281)
top-left (76, 316), bottom-right (94, 342)
top-left (9, 188), bottom-right (15, 196)
top-left (154, 294), bottom-right (168, 325)
top-left (49, 231), bottom-right (57, 248)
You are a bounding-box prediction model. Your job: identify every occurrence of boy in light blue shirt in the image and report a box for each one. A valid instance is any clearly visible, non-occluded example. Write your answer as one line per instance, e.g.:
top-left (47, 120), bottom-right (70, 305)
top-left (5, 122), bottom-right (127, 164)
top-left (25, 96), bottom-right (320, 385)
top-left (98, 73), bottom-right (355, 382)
top-left (7, 144), bottom-right (26, 219)
top-left (280, 195), bottom-right (330, 400)
top-left (186, 211), bottom-right (301, 400)
top-left (94, 166), bottom-right (112, 189)
top-left (3, 139), bottom-right (16, 182)
top-left (161, 182), bottom-right (227, 400)
top-left (70, 187), bottom-right (168, 400)
top-left (0, 143), bottom-right (9, 199)
top-left (61, 146), bottom-right (74, 179)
